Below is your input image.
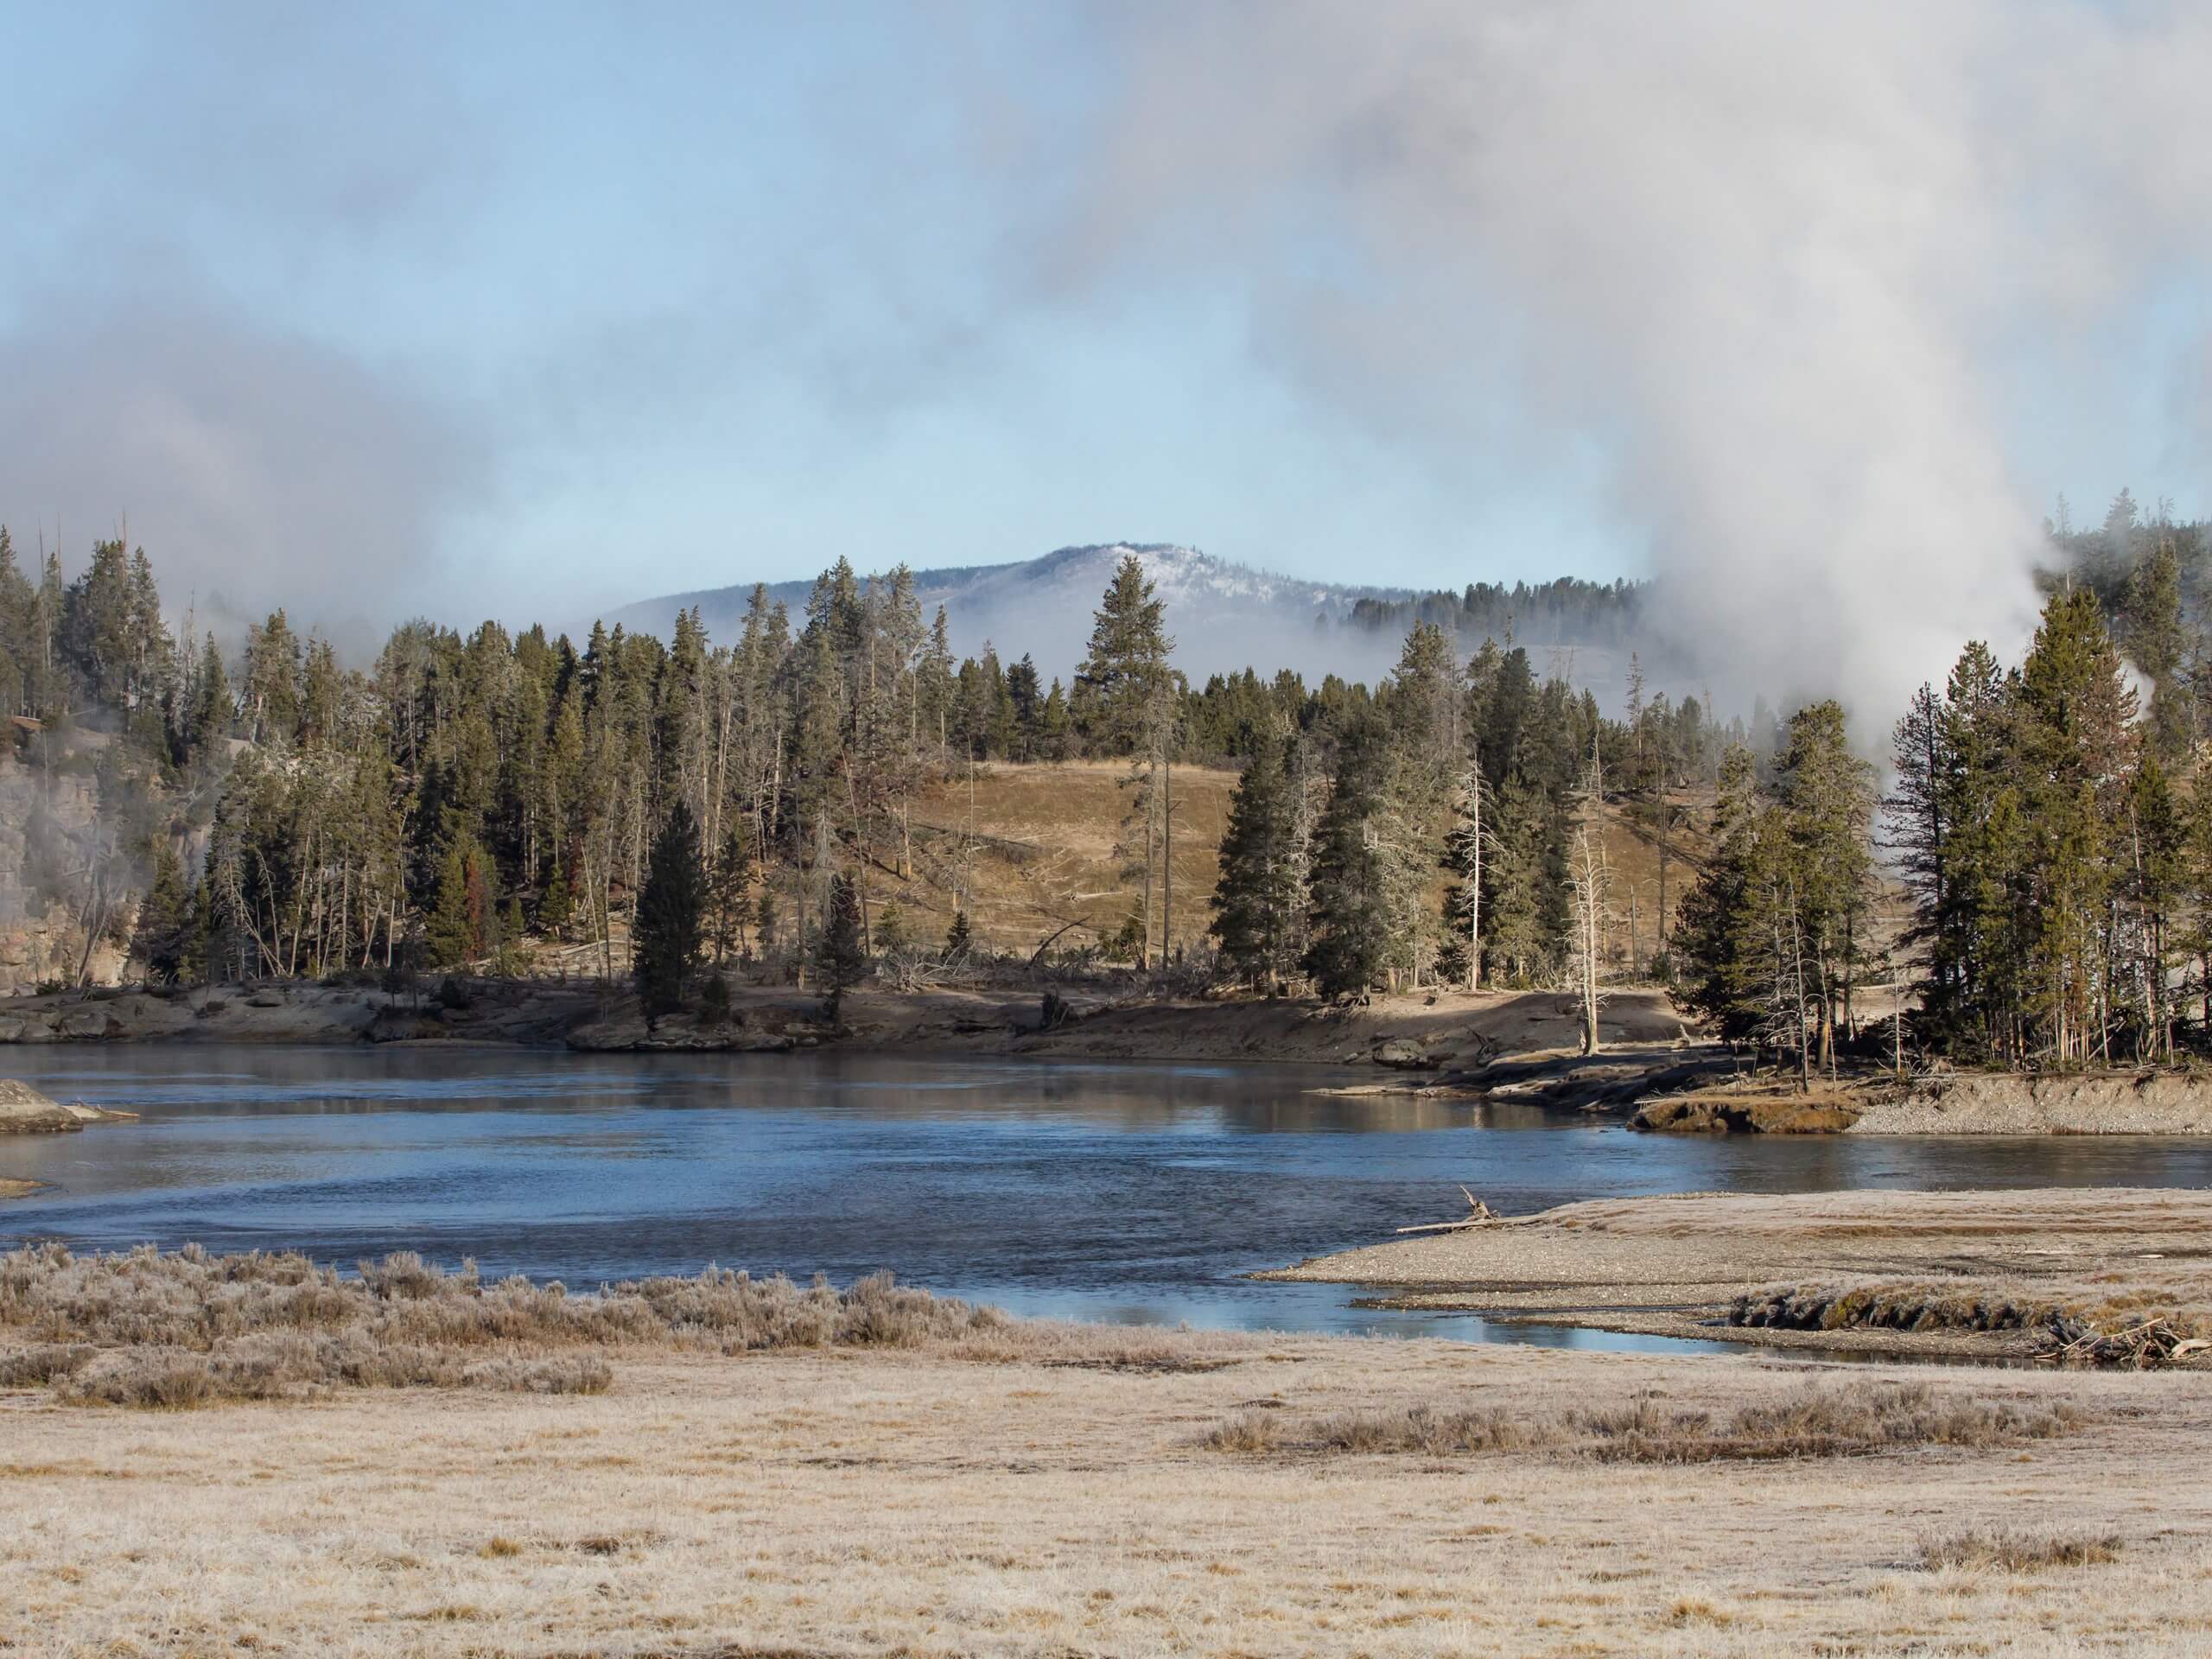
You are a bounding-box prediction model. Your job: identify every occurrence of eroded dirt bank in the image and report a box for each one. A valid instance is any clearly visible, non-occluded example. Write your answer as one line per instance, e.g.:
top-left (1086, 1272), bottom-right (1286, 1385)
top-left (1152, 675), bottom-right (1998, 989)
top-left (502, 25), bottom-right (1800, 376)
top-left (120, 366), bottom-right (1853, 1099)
top-left (1850, 1071), bottom-right (2212, 1134)
top-left (1267, 1187), bottom-right (2212, 1363)
top-left (1631, 1070), bottom-right (2212, 1135)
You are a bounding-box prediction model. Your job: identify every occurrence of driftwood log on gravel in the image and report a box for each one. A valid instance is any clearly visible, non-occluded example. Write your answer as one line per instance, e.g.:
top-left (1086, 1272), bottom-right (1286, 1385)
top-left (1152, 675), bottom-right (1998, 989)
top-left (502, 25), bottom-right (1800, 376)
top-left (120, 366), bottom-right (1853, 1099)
top-left (1395, 1189), bottom-right (1508, 1236)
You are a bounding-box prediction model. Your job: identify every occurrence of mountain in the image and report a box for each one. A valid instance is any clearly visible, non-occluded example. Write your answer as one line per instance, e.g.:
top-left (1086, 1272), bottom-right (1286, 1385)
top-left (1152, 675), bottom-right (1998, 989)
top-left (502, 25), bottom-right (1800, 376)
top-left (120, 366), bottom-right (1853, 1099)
top-left (609, 543), bottom-right (1427, 682)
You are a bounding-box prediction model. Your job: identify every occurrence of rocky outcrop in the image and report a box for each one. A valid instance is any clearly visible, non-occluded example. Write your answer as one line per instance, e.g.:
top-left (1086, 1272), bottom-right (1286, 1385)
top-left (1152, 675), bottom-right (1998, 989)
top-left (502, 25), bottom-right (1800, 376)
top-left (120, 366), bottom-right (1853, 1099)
top-left (0, 756), bottom-right (130, 995)
top-left (1370, 1036), bottom-right (1444, 1071)
top-left (0, 1079), bottom-right (85, 1133)
top-left (53, 1010), bottom-right (119, 1040)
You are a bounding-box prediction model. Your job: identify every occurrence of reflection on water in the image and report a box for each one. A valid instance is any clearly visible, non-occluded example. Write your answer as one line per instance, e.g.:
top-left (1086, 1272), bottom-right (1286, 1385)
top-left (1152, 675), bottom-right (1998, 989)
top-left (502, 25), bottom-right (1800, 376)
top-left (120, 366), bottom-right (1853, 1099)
top-left (3, 1046), bottom-right (2209, 1350)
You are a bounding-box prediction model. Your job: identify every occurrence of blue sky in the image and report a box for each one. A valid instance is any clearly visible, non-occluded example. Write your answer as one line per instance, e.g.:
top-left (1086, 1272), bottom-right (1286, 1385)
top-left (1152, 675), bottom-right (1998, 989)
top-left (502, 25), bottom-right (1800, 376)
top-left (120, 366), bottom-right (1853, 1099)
top-left (0, 3), bottom-right (2203, 657)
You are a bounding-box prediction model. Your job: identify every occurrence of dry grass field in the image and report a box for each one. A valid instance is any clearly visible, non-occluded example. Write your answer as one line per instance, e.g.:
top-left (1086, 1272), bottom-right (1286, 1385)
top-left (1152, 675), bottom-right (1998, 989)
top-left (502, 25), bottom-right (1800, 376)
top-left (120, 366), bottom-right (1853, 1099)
top-left (893, 758), bottom-right (1239, 957)
top-left (884, 760), bottom-right (1704, 966)
top-left (5, 1338), bottom-right (2209, 1656)
top-left (5, 1240), bottom-right (2212, 1656)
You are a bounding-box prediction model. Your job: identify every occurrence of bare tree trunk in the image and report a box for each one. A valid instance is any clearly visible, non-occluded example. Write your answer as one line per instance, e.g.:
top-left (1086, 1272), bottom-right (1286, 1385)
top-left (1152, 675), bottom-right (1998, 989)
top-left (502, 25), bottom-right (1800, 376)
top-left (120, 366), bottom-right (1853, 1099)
top-left (794, 800), bottom-right (807, 989)
top-left (1571, 815), bottom-right (1604, 1056)
top-left (1789, 882), bottom-right (1811, 1092)
top-left (1141, 785), bottom-right (1155, 972)
top-left (1162, 744), bottom-right (1172, 964)
top-left (1465, 760), bottom-right (1483, 992)
top-left (848, 772), bottom-right (871, 954)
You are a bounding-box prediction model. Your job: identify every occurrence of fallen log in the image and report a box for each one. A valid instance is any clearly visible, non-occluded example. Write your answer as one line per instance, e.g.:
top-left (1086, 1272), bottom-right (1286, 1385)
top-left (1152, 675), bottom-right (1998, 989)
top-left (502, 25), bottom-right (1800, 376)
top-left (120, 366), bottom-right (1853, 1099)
top-left (1395, 1188), bottom-right (1503, 1235)
top-left (2036, 1315), bottom-right (2210, 1370)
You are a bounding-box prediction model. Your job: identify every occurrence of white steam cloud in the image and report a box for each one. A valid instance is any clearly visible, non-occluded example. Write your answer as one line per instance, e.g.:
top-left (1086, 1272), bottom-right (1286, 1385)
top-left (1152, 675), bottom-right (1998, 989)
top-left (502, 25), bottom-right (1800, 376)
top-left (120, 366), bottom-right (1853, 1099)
top-left (0, 296), bottom-right (486, 650)
top-left (1044, 0), bottom-right (2212, 718)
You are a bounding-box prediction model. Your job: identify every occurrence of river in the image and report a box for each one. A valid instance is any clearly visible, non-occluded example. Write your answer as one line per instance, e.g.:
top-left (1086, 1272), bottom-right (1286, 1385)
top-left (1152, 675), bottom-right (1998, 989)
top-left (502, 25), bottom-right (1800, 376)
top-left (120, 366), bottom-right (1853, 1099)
top-left (5, 1047), bottom-right (2210, 1351)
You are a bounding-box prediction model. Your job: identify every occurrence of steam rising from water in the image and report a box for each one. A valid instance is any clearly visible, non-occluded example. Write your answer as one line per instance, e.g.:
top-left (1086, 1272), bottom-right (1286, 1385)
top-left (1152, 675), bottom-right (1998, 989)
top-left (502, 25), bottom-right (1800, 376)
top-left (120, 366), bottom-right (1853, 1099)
top-left (1046, 0), bottom-right (2212, 718)
top-left (4, 3), bottom-right (2210, 716)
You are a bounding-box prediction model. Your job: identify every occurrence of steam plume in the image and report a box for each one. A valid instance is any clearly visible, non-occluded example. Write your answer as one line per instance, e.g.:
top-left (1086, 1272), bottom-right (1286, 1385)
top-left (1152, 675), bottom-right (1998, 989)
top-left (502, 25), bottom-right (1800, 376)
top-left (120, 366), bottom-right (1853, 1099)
top-left (1043, 0), bottom-right (2212, 716)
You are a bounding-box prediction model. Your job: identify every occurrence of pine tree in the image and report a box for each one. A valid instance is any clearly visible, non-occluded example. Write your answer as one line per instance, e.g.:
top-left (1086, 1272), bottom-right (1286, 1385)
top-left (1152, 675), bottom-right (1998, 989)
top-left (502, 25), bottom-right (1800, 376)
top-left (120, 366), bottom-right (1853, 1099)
top-left (131, 841), bottom-right (193, 983)
top-left (2125, 536), bottom-right (2190, 760)
top-left (0, 528), bottom-right (27, 718)
top-left (193, 633), bottom-right (232, 748)
top-left (709, 826), bottom-right (749, 963)
top-left (811, 872), bottom-right (868, 1020)
top-left (425, 835), bottom-right (493, 969)
top-left (1374, 622), bottom-right (1459, 988)
top-left (1440, 758), bottom-right (1491, 990)
top-left (1073, 552), bottom-right (1174, 755)
top-left (1772, 701), bottom-right (1875, 1072)
top-left (1928, 641), bottom-right (2018, 1055)
top-left (875, 900), bottom-right (909, 956)
top-left (1886, 681), bottom-right (1948, 1016)
top-left (1077, 555), bottom-right (1179, 966)
top-left (2182, 758), bottom-right (2212, 1035)
top-left (2128, 753), bottom-right (2184, 1061)
top-left (242, 608), bottom-right (302, 745)
top-left (1671, 747), bottom-right (1772, 1047)
top-left (2015, 590), bottom-right (2138, 1065)
top-left (1479, 780), bottom-right (1562, 986)
top-left (540, 847), bottom-right (575, 939)
top-left (1210, 736), bottom-right (1306, 989)
top-left (497, 895), bottom-right (530, 973)
top-left (945, 909), bottom-right (972, 957)
top-left (633, 799), bottom-right (705, 1027)
top-left (1303, 720), bottom-right (1394, 997)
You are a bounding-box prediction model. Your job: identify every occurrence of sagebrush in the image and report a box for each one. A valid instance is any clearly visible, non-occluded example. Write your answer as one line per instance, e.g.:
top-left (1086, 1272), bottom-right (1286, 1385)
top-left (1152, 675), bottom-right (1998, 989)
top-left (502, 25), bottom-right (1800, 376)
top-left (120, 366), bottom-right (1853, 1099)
top-left (0, 1241), bottom-right (1007, 1406)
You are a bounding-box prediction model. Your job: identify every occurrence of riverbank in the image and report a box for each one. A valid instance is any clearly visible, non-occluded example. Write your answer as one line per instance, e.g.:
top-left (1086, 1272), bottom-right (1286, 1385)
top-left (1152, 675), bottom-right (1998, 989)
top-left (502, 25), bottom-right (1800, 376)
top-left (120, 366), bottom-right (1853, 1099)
top-left (0, 978), bottom-right (1701, 1071)
top-left (1268, 1187), bottom-right (2212, 1363)
top-left (16, 976), bottom-right (2212, 1136)
top-left (1633, 1071), bottom-right (2212, 1135)
top-left (3, 1254), bottom-right (2209, 1656)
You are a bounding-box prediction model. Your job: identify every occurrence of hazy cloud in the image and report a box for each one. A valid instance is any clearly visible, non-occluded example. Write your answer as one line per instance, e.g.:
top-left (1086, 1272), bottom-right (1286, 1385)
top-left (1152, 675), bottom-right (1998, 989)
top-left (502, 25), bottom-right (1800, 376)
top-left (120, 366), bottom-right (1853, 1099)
top-left (0, 293), bottom-right (487, 649)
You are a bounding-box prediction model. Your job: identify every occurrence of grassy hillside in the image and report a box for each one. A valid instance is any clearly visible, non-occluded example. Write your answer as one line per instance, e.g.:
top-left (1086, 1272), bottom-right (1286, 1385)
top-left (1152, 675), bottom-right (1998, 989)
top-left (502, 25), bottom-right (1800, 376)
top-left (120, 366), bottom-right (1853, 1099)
top-left (870, 760), bottom-right (1236, 959)
top-left (855, 759), bottom-right (1717, 976)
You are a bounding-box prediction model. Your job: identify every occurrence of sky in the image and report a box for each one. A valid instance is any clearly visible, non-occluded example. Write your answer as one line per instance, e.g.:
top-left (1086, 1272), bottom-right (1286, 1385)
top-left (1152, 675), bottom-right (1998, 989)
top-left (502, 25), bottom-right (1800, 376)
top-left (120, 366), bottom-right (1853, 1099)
top-left (2, 2), bottom-right (2209, 716)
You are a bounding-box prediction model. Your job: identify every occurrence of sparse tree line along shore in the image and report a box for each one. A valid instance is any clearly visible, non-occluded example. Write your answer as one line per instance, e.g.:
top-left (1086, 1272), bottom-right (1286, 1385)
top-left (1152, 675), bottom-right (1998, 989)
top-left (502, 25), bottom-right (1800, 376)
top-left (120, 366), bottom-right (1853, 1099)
top-left (0, 489), bottom-right (2206, 1072)
top-left (0, 531), bottom-right (1728, 1009)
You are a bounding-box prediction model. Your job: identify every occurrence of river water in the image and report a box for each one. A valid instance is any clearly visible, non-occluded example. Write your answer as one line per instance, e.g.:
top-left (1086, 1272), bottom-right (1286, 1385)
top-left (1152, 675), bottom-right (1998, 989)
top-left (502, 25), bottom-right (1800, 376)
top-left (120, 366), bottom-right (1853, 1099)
top-left (4, 1047), bottom-right (2209, 1351)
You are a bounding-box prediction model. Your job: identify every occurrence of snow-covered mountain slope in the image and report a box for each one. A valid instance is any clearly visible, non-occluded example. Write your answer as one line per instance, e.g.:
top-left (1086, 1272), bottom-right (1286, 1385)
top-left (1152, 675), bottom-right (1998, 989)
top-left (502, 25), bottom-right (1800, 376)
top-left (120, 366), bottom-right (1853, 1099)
top-left (610, 543), bottom-right (1422, 681)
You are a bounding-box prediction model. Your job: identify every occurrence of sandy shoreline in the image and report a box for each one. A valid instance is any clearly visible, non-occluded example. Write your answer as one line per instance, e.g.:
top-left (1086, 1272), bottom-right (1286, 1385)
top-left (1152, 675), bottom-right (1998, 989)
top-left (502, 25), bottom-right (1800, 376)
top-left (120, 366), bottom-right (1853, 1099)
top-left (1268, 1186), bottom-right (2212, 1361)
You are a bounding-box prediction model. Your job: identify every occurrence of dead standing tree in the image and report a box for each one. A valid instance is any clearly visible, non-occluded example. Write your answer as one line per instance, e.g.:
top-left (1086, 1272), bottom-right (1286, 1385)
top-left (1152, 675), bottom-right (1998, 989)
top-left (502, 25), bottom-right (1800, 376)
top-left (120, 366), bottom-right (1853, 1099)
top-left (1567, 753), bottom-right (1611, 1055)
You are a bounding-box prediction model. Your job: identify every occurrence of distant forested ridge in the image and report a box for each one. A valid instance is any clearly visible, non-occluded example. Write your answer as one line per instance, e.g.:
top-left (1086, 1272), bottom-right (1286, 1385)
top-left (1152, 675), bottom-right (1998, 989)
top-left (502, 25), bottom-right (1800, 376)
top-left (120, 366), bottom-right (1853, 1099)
top-left (614, 543), bottom-right (1652, 689)
top-left (1343, 575), bottom-right (1644, 647)
top-left (0, 530), bottom-right (1728, 1001)
top-left (1, 493), bottom-right (2207, 1085)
